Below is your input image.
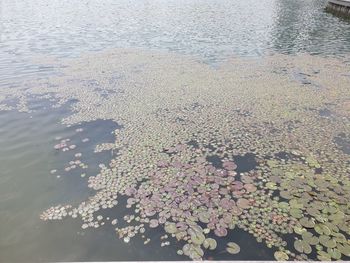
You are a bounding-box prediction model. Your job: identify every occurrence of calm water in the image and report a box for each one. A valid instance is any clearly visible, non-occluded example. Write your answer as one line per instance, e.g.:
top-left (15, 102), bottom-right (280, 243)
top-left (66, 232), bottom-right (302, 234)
top-left (0, 0), bottom-right (350, 262)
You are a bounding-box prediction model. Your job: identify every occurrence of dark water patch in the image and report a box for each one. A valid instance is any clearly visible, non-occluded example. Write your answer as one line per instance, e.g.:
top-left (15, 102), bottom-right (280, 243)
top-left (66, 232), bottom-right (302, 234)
top-left (319, 108), bottom-right (333, 117)
top-left (0, 98), bottom-right (124, 262)
top-left (291, 70), bottom-right (323, 88)
top-left (233, 109), bottom-right (252, 117)
top-left (187, 139), bottom-right (199, 149)
top-left (206, 155), bottom-right (223, 169)
top-left (314, 167), bottom-right (323, 174)
top-left (233, 153), bottom-right (258, 173)
top-left (334, 133), bottom-right (350, 154)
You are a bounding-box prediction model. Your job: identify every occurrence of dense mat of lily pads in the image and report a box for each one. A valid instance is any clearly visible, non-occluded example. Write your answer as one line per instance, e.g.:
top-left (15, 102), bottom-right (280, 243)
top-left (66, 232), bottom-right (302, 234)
top-left (1, 49), bottom-right (350, 260)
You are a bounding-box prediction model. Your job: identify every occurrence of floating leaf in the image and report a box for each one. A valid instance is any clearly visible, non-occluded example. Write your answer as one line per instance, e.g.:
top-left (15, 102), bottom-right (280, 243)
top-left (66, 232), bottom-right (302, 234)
top-left (226, 242), bottom-right (240, 254)
top-left (274, 251), bottom-right (289, 261)
top-left (314, 224), bottom-right (331, 235)
top-left (289, 199), bottom-right (303, 209)
top-left (299, 217), bottom-right (315, 228)
top-left (327, 248), bottom-right (341, 260)
top-left (294, 225), bottom-right (306, 235)
top-left (319, 235), bottom-right (337, 248)
top-left (280, 190), bottom-right (293, 199)
top-left (278, 202), bottom-right (289, 210)
top-left (290, 208), bottom-right (303, 219)
top-left (164, 222), bottom-right (178, 234)
top-left (301, 231), bottom-right (319, 245)
top-left (214, 226), bottom-right (228, 237)
top-left (189, 229), bottom-right (205, 245)
top-left (294, 239), bottom-right (312, 254)
top-left (149, 219), bottom-right (159, 228)
top-left (266, 182), bottom-right (277, 190)
top-left (203, 238), bottom-right (217, 250)
top-left (237, 198), bottom-right (250, 209)
top-left (317, 250), bottom-right (332, 261)
top-left (337, 243), bottom-right (350, 257)
top-left (198, 212), bottom-right (210, 223)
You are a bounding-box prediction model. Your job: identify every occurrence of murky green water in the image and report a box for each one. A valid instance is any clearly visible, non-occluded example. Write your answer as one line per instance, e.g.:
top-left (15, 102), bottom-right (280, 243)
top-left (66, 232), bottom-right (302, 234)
top-left (1, 0), bottom-right (350, 262)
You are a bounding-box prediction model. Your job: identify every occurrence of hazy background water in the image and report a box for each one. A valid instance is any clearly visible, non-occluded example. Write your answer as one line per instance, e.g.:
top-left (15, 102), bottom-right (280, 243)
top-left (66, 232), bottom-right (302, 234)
top-left (0, 0), bottom-right (350, 262)
top-left (1, 0), bottom-right (350, 85)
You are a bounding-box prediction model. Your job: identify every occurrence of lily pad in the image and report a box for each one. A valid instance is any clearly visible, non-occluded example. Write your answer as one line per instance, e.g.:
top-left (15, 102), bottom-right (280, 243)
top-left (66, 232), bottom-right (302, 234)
top-left (280, 190), bottom-right (293, 199)
top-left (198, 212), bottom-right (210, 224)
top-left (237, 198), bottom-right (250, 209)
top-left (266, 182), bottom-right (277, 190)
top-left (203, 238), bottom-right (217, 250)
top-left (299, 217), bottom-right (315, 228)
top-left (314, 224), bottom-right (331, 235)
top-left (319, 235), bottom-right (337, 248)
top-left (294, 225), bottom-right (306, 235)
top-left (189, 229), bottom-right (205, 245)
top-left (327, 248), bottom-right (341, 260)
top-left (274, 251), bottom-right (289, 261)
top-left (294, 239), bottom-right (312, 254)
top-left (290, 208), bottom-right (303, 219)
top-left (337, 243), bottom-right (350, 257)
top-left (149, 219), bottom-right (159, 228)
top-left (301, 231), bottom-right (319, 245)
top-left (164, 222), bottom-right (178, 234)
top-left (214, 226), bottom-right (228, 237)
top-left (317, 250), bottom-right (332, 261)
top-left (226, 242), bottom-right (240, 254)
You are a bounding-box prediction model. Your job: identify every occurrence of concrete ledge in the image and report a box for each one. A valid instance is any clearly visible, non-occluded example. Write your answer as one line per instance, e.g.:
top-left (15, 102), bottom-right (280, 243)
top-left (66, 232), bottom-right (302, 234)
top-left (329, 0), bottom-right (350, 7)
top-left (326, 0), bottom-right (350, 17)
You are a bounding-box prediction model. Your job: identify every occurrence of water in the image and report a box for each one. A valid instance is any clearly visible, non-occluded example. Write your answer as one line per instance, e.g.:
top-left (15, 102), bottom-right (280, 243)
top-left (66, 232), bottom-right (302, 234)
top-left (1, 0), bottom-right (350, 262)
top-left (1, 0), bottom-right (350, 85)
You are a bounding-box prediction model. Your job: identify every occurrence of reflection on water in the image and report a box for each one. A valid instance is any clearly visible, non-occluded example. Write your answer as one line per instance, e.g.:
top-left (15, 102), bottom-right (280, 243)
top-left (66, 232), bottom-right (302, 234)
top-left (1, 0), bottom-right (350, 86)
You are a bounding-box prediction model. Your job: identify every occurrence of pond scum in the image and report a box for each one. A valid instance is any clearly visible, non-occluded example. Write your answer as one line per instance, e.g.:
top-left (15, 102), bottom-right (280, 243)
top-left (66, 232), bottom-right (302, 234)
top-left (0, 49), bottom-right (350, 260)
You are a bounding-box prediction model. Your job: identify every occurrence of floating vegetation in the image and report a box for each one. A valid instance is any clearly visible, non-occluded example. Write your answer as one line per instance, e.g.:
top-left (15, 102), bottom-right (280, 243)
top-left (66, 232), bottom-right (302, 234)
top-left (2, 49), bottom-right (350, 260)
top-left (226, 242), bottom-right (241, 254)
top-left (274, 251), bottom-right (289, 261)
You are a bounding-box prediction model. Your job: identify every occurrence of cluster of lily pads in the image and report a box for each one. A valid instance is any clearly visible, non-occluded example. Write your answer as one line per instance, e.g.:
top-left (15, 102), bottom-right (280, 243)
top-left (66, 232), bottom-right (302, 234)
top-left (0, 49), bottom-right (349, 260)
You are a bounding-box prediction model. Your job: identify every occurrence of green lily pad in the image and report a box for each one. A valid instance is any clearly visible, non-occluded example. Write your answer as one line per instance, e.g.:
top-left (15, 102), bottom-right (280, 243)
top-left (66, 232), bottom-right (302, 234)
top-left (280, 190), bottom-right (293, 199)
top-left (299, 217), bottom-right (315, 228)
top-left (189, 229), bottom-right (205, 245)
top-left (267, 160), bottom-right (278, 168)
top-left (302, 231), bottom-right (319, 245)
top-left (198, 212), bottom-right (210, 224)
top-left (329, 211), bottom-right (345, 222)
top-left (338, 243), bottom-right (350, 257)
top-left (203, 238), bottom-right (217, 250)
top-left (266, 182), bottom-right (277, 190)
top-left (278, 202), bottom-right (289, 210)
top-left (183, 244), bottom-right (203, 260)
top-left (327, 248), bottom-right (341, 260)
top-left (306, 207), bottom-right (320, 217)
top-left (306, 156), bottom-right (320, 168)
top-left (294, 225), bottom-right (306, 235)
top-left (317, 250), bottom-right (332, 261)
top-left (314, 224), bottom-right (331, 235)
top-left (274, 251), bottom-right (289, 261)
top-left (164, 222), bottom-right (178, 234)
top-left (294, 239), bottom-right (312, 254)
top-left (332, 232), bottom-right (346, 243)
top-left (325, 222), bottom-right (339, 233)
top-left (319, 235), bottom-right (337, 248)
top-left (290, 208), bottom-right (303, 219)
top-left (226, 242), bottom-right (240, 254)
top-left (289, 199), bottom-right (303, 209)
